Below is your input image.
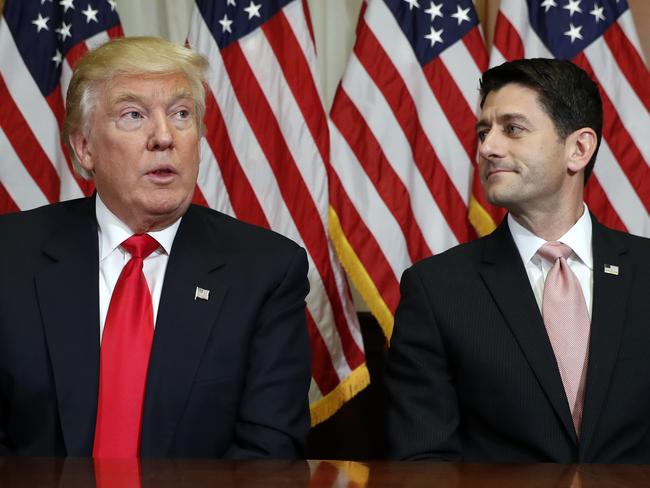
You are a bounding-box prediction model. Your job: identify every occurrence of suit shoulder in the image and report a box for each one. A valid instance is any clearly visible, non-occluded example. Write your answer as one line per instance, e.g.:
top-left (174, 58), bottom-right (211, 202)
top-left (409, 236), bottom-right (487, 277)
top-left (187, 205), bottom-right (303, 255)
top-left (596, 222), bottom-right (650, 255)
top-left (0, 198), bottom-right (90, 245)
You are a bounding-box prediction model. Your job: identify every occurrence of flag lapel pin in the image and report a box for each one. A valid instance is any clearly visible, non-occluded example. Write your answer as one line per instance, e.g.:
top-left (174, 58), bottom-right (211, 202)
top-left (195, 287), bottom-right (210, 300)
top-left (604, 264), bottom-right (619, 276)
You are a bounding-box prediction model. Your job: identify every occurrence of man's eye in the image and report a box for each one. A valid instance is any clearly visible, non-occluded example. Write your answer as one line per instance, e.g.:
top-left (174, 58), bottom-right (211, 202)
top-left (477, 130), bottom-right (487, 142)
top-left (175, 109), bottom-right (190, 119)
top-left (124, 111), bottom-right (142, 120)
top-left (505, 125), bottom-right (523, 136)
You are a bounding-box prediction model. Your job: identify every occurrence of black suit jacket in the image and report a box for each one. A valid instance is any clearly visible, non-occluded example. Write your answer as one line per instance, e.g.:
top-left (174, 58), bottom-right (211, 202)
top-left (0, 197), bottom-right (311, 458)
top-left (386, 216), bottom-right (650, 462)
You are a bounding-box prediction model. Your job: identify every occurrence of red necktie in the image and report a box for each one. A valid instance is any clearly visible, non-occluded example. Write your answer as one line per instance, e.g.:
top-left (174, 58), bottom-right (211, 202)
top-left (93, 234), bottom-right (159, 458)
top-left (539, 242), bottom-right (590, 435)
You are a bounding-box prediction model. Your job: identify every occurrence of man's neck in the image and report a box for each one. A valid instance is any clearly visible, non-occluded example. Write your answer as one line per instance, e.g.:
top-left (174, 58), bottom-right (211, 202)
top-left (509, 204), bottom-right (586, 241)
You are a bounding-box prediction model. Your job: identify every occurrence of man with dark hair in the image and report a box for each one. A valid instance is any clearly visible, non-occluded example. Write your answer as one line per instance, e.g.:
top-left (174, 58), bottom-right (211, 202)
top-left (386, 58), bottom-right (650, 463)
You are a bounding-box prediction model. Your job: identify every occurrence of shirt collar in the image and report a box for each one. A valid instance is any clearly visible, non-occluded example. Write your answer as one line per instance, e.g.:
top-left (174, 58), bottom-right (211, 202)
top-left (508, 203), bottom-right (593, 269)
top-left (96, 193), bottom-right (181, 261)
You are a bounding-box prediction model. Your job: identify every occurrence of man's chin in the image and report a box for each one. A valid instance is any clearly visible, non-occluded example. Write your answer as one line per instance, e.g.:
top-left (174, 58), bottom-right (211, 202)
top-left (143, 196), bottom-right (192, 225)
top-left (484, 189), bottom-right (514, 209)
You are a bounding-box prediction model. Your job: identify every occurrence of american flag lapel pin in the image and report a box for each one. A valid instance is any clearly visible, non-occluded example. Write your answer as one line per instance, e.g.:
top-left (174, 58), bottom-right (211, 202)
top-left (604, 264), bottom-right (619, 276)
top-left (195, 287), bottom-right (210, 300)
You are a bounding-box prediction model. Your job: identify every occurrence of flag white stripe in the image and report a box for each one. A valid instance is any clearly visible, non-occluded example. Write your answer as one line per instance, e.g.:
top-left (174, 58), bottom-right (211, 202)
top-left (0, 19), bottom-right (76, 190)
top-left (192, 11), bottom-right (351, 379)
top-left (197, 138), bottom-right (233, 213)
top-left (365, 0), bottom-right (471, 203)
top-left (329, 120), bottom-right (412, 279)
top-left (283, 0), bottom-right (325, 105)
top-left (239, 29), bottom-right (329, 225)
top-left (499, 4), bottom-right (552, 58)
top-left (342, 53), bottom-right (458, 254)
top-left (584, 39), bottom-right (650, 164)
top-left (439, 40), bottom-right (483, 114)
top-left (594, 140), bottom-right (650, 236)
top-left (279, 3), bottom-right (363, 352)
top-left (617, 10), bottom-right (645, 61)
top-left (0, 128), bottom-right (49, 209)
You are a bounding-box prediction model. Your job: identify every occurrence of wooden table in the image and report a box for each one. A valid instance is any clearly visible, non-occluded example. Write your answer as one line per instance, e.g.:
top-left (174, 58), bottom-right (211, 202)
top-left (1, 457), bottom-right (649, 487)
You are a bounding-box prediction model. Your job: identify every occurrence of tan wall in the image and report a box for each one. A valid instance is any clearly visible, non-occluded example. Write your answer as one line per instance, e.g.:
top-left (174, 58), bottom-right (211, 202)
top-left (476, 0), bottom-right (649, 67)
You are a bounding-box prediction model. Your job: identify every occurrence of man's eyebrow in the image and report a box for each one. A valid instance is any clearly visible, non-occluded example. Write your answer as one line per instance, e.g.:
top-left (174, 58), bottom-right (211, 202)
top-left (475, 112), bottom-right (531, 131)
top-left (109, 90), bottom-right (194, 107)
top-left (110, 93), bottom-right (144, 106)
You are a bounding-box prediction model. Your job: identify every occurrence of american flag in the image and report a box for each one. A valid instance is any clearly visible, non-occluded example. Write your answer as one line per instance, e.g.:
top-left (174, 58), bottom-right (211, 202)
top-left (328, 0), bottom-right (503, 338)
top-left (491, 0), bottom-right (649, 237)
top-left (0, 0), bottom-right (122, 213)
top-left (186, 0), bottom-right (367, 424)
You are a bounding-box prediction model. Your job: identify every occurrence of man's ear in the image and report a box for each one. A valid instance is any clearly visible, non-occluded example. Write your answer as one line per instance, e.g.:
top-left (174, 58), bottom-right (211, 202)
top-left (566, 127), bottom-right (597, 174)
top-left (69, 132), bottom-right (94, 173)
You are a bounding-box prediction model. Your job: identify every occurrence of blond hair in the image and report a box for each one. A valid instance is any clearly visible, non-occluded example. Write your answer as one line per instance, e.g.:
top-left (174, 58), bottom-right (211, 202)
top-left (63, 36), bottom-right (209, 180)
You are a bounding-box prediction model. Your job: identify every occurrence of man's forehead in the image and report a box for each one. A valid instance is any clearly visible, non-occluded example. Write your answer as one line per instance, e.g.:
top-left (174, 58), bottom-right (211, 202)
top-left (479, 83), bottom-right (544, 118)
top-left (103, 72), bottom-right (193, 102)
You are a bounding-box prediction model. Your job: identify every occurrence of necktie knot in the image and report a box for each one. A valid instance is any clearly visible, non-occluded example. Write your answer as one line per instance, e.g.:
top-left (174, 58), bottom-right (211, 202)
top-left (538, 241), bottom-right (573, 263)
top-left (121, 234), bottom-right (159, 259)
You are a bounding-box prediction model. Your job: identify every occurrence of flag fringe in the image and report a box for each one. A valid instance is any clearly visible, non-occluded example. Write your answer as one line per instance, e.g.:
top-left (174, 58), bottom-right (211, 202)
top-left (323, 461), bottom-right (370, 485)
top-left (468, 195), bottom-right (497, 238)
top-left (310, 362), bottom-right (370, 426)
top-left (327, 206), bottom-right (394, 341)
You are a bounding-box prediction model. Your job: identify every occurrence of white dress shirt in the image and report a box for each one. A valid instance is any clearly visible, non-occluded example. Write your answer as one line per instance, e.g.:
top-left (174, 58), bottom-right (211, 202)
top-left (96, 194), bottom-right (181, 341)
top-left (508, 204), bottom-right (593, 317)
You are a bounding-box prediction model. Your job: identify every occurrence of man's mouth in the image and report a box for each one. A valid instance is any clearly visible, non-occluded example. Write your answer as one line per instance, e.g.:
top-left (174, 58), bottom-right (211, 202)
top-left (146, 166), bottom-right (177, 182)
top-left (149, 168), bottom-right (175, 176)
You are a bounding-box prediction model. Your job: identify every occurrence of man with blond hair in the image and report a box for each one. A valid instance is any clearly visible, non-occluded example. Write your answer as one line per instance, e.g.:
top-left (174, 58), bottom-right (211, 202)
top-left (0, 37), bottom-right (311, 459)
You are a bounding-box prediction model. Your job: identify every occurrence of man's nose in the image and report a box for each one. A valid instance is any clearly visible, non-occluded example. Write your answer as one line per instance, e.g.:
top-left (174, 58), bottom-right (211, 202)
top-left (147, 112), bottom-right (173, 151)
top-left (478, 129), bottom-right (505, 160)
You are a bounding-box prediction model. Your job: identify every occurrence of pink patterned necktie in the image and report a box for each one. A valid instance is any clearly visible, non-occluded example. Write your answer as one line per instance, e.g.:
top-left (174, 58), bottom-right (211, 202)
top-left (538, 242), bottom-right (590, 436)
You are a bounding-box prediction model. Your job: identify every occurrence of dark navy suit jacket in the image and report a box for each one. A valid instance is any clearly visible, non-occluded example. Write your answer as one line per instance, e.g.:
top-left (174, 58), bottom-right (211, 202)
top-left (0, 197), bottom-right (311, 458)
top-left (387, 216), bottom-right (650, 462)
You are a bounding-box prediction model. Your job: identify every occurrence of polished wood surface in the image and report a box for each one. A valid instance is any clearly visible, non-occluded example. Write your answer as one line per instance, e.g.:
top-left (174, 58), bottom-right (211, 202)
top-left (2, 458), bottom-right (650, 487)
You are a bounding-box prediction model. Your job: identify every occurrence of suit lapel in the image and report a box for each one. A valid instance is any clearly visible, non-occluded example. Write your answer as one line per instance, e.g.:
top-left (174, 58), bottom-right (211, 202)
top-left (579, 217), bottom-right (631, 459)
top-left (140, 207), bottom-right (229, 456)
top-left (479, 222), bottom-right (577, 441)
top-left (35, 198), bottom-right (100, 456)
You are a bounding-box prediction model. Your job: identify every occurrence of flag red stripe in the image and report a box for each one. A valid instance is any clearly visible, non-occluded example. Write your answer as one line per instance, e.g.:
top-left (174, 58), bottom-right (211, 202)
top-left (331, 90), bottom-right (432, 263)
top-left (107, 25), bottom-right (124, 39)
top-left (584, 176), bottom-right (627, 232)
top-left (329, 172), bottom-right (401, 313)
top-left (221, 42), bottom-right (364, 367)
top-left (262, 11), bottom-right (329, 167)
top-left (191, 185), bottom-right (209, 207)
top-left (0, 183), bottom-right (20, 214)
top-left (604, 22), bottom-right (650, 113)
top-left (0, 75), bottom-right (59, 203)
top-left (463, 26), bottom-right (488, 71)
top-left (574, 54), bottom-right (650, 214)
top-left (306, 312), bottom-right (341, 394)
top-left (300, 0), bottom-right (316, 50)
top-left (422, 58), bottom-right (478, 162)
top-left (493, 12), bottom-right (524, 61)
top-left (203, 92), bottom-right (269, 228)
top-left (45, 90), bottom-right (95, 196)
top-left (65, 41), bottom-right (89, 71)
top-left (355, 22), bottom-right (471, 244)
